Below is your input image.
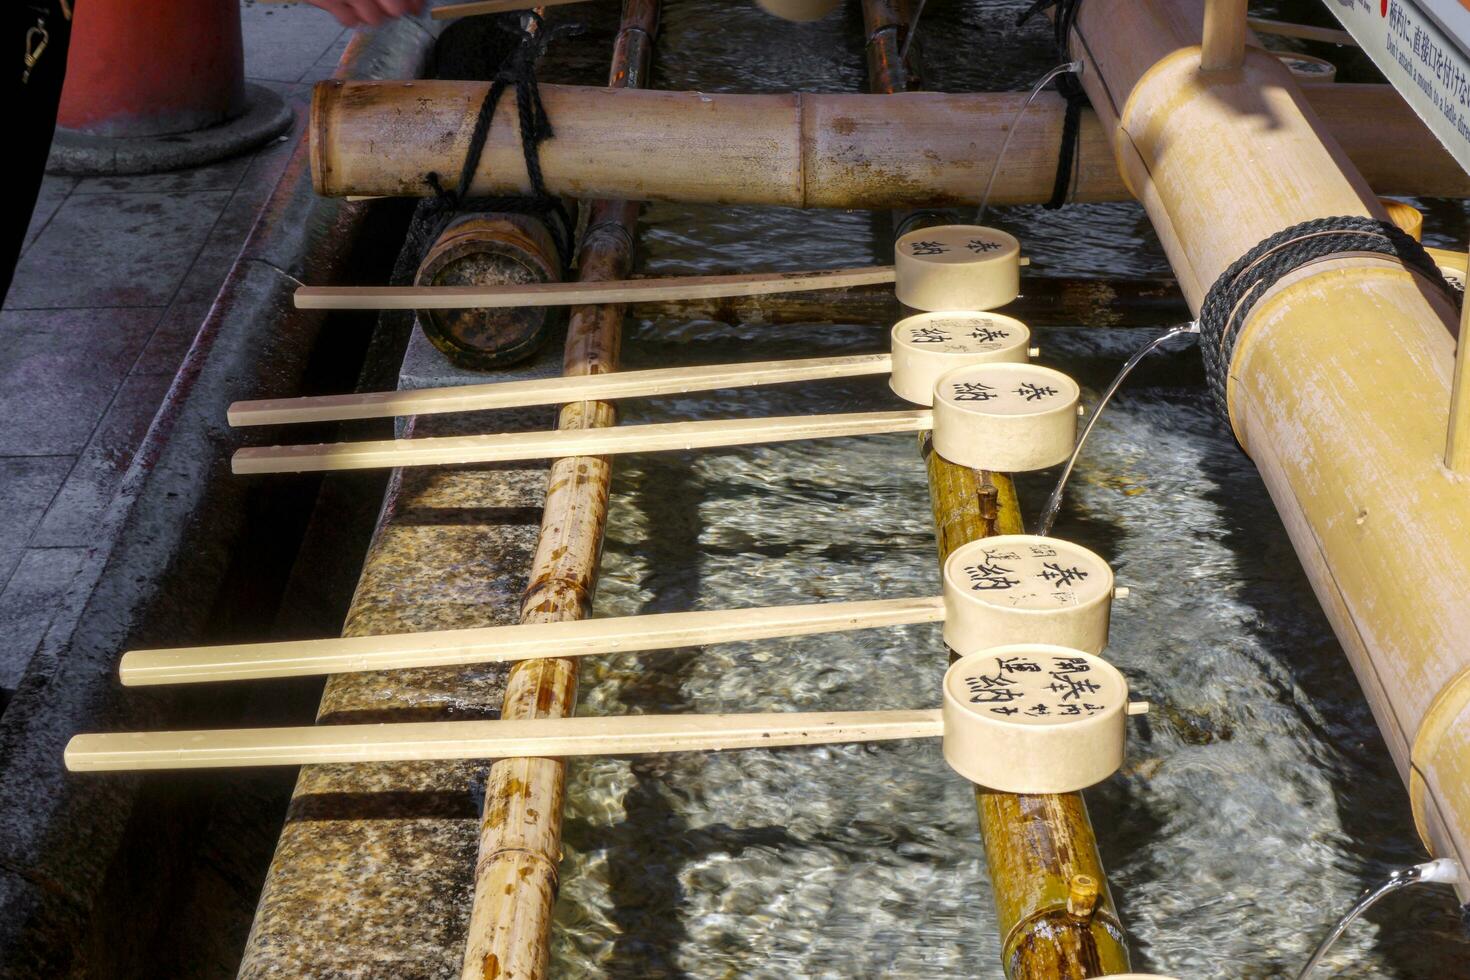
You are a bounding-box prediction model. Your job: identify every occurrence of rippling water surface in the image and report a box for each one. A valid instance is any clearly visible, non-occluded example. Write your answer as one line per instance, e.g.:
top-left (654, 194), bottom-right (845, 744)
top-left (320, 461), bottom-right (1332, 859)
top-left (543, 2), bottom-right (1470, 975)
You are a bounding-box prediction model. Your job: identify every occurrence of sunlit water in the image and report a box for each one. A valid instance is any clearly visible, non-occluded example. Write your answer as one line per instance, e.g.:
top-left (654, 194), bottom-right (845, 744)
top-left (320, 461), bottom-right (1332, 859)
top-left (540, 1), bottom-right (1470, 975)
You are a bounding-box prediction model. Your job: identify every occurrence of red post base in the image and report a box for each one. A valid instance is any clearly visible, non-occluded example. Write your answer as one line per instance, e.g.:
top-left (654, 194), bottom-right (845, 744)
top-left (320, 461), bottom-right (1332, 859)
top-left (57, 0), bottom-right (246, 138)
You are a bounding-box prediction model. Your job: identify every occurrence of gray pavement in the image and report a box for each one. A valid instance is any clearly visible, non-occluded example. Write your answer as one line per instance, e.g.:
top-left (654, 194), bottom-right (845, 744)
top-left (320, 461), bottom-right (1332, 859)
top-left (0, 2), bottom-right (353, 693)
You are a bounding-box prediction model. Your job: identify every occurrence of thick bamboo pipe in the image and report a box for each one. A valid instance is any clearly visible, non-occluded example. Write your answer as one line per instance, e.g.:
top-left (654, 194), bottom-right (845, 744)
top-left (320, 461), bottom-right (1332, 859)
top-left (118, 595), bottom-right (946, 684)
top-left (414, 212), bottom-right (565, 367)
top-left (64, 710), bottom-right (946, 771)
top-left (1069, 0), bottom-right (1470, 899)
top-left (310, 82), bottom-right (1470, 205)
top-left (460, 4), bottom-right (660, 977)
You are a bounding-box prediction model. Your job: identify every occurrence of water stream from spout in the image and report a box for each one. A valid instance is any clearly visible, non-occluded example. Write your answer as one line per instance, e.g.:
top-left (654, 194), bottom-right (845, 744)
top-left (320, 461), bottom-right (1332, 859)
top-left (1036, 322), bottom-right (1199, 537)
top-left (1296, 859), bottom-right (1462, 979)
top-left (975, 60), bottom-right (1081, 226)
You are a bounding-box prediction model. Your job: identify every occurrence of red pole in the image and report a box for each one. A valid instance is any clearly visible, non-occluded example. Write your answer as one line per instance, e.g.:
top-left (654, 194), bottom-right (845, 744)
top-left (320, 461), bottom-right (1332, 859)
top-left (57, 0), bottom-right (246, 138)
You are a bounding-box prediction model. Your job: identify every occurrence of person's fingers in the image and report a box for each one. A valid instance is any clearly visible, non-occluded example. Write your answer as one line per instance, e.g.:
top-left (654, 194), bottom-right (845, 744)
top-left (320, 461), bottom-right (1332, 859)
top-left (347, 0), bottom-right (389, 25)
top-left (304, 0), bottom-right (422, 27)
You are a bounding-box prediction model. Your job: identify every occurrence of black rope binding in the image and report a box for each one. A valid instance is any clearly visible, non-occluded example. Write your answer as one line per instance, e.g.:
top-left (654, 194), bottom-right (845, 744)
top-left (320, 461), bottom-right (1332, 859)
top-left (1017, 0), bottom-right (1087, 209)
top-left (1197, 215), bottom-right (1457, 421)
top-left (422, 14), bottom-right (584, 270)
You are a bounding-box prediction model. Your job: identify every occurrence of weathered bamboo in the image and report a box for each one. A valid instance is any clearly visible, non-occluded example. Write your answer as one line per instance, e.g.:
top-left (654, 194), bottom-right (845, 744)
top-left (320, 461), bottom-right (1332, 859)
top-left (634, 275), bottom-right (1188, 327)
top-left (414, 212), bottom-right (564, 368)
top-left (309, 82), bottom-right (1470, 204)
top-left (1068, 0), bottom-right (1470, 898)
top-left (925, 445), bottom-right (1130, 977)
top-left (861, 0), bottom-right (918, 96)
top-left (65, 709), bottom-right (946, 771)
top-left (459, 2), bottom-right (659, 976)
top-left (118, 594), bottom-right (947, 685)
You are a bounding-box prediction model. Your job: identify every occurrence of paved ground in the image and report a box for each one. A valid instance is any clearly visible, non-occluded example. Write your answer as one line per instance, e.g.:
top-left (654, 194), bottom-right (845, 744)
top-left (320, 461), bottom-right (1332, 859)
top-left (0, 2), bottom-right (354, 692)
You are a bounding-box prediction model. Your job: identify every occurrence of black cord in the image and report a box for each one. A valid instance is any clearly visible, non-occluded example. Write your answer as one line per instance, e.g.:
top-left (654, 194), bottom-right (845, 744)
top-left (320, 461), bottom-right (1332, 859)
top-left (423, 15), bottom-right (583, 270)
top-left (1017, 0), bottom-right (1087, 209)
top-left (1197, 215), bottom-right (1456, 420)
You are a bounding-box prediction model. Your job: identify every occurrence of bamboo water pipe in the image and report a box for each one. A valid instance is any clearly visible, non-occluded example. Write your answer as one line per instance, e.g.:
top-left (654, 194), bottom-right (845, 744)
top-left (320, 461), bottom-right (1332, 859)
top-left (854, 6), bottom-right (1131, 972)
top-left (924, 447), bottom-right (1130, 976)
top-left (1200, 0), bottom-right (1246, 71)
top-left (309, 82), bottom-right (1470, 205)
top-left (1067, 0), bottom-right (1470, 899)
top-left (459, 3), bottom-right (660, 977)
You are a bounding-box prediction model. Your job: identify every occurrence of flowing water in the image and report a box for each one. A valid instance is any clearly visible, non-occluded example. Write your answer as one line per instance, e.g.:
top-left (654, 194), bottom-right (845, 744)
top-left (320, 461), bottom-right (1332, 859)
top-left (542, 1), bottom-right (1470, 975)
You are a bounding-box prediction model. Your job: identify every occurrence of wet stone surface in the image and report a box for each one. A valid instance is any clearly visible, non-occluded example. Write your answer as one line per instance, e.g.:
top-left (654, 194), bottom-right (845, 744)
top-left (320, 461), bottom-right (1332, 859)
top-left (240, 407), bottom-right (550, 980)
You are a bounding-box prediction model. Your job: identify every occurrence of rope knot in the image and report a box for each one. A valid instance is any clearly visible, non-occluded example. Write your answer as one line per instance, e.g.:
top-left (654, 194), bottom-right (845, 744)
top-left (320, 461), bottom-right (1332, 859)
top-left (423, 15), bottom-right (585, 269)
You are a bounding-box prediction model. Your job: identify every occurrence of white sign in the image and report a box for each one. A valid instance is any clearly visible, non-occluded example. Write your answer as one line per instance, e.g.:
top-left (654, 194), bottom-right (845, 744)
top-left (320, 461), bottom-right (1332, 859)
top-left (1332, 0), bottom-right (1470, 173)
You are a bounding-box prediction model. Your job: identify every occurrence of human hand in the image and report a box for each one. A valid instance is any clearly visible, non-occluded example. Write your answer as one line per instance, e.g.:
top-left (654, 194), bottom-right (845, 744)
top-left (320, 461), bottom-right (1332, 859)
top-left (305, 0), bottom-right (427, 27)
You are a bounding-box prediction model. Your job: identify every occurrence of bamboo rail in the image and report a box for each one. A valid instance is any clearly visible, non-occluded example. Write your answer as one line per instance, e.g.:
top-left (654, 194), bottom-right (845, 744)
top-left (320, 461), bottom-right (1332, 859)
top-left (459, 2), bottom-right (660, 976)
top-left (925, 447), bottom-right (1130, 977)
top-left (309, 82), bottom-right (1470, 204)
top-left (1245, 16), bottom-right (1356, 47)
top-left (433, 0), bottom-right (589, 17)
top-left (861, 3), bottom-right (1130, 970)
top-left (1067, 0), bottom-right (1470, 898)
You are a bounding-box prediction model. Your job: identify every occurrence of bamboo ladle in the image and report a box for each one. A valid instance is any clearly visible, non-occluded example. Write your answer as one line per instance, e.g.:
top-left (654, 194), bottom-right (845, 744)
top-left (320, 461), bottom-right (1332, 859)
top-left (230, 311), bottom-right (1035, 426)
top-left (70, 645), bottom-right (1146, 795)
top-left (118, 535), bottom-right (1116, 685)
top-left (231, 360), bottom-right (1079, 474)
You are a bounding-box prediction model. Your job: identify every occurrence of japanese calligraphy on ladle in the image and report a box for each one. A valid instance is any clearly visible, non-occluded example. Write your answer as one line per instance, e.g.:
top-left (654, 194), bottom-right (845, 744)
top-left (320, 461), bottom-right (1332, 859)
top-left (957, 539), bottom-right (1109, 610)
top-left (952, 649), bottom-right (1119, 724)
